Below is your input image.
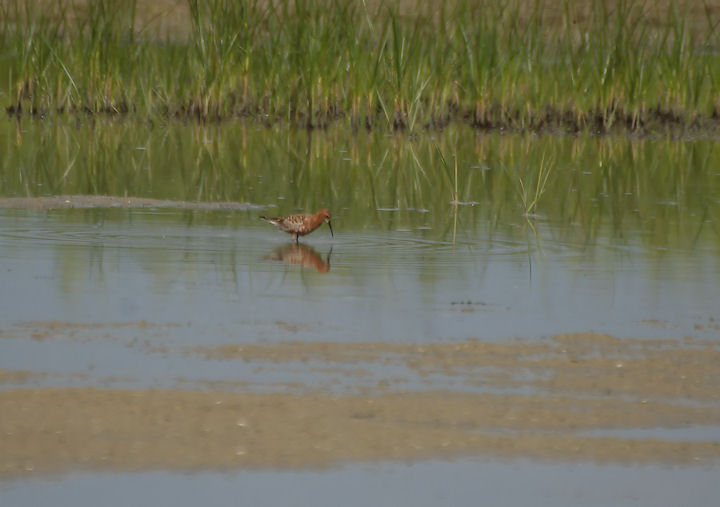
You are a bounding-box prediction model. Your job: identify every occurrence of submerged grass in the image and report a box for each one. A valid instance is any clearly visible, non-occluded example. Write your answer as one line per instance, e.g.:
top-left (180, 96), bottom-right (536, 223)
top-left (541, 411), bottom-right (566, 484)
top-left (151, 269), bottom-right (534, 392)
top-left (1, 0), bottom-right (720, 133)
top-left (514, 150), bottom-right (554, 217)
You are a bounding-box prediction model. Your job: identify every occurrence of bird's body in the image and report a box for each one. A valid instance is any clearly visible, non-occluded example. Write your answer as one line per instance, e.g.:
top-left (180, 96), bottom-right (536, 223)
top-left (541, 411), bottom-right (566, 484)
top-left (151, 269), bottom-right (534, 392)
top-left (260, 208), bottom-right (333, 243)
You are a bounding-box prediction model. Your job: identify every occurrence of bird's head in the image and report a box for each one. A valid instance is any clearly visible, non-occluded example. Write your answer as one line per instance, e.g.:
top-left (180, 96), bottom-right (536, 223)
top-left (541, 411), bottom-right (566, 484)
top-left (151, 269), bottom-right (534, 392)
top-left (318, 208), bottom-right (333, 237)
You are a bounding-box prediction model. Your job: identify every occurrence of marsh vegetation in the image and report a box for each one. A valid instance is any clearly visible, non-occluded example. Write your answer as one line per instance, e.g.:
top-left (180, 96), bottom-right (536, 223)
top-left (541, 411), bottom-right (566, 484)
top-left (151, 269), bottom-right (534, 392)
top-left (1, 0), bottom-right (720, 132)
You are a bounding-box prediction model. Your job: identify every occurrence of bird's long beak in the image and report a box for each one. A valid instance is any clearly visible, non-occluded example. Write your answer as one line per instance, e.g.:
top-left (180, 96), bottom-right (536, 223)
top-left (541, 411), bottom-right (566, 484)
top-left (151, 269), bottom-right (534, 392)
top-left (327, 220), bottom-right (334, 237)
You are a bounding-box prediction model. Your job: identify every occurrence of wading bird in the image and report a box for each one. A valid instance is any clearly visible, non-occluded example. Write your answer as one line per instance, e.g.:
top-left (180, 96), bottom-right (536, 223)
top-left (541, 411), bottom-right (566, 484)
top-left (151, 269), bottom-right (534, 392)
top-left (260, 208), bottom-right (333, 243)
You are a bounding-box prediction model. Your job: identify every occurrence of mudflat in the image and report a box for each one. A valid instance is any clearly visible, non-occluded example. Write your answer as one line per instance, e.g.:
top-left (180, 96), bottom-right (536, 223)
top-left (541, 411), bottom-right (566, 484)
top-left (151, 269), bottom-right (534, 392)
top-left (2, 332), bottom-right (719, 478)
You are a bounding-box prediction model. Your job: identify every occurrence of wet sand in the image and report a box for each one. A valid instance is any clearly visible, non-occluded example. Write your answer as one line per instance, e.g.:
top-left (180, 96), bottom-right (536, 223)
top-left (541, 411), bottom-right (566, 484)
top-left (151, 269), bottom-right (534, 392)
top-left (2, 387), bottom-right (719, 479)
top-left (0, 195), bottom-right (261, 210)
top-left (1, 332), bottom-right (719, 478)
top-left (192, 332), bottom-right (720, 401)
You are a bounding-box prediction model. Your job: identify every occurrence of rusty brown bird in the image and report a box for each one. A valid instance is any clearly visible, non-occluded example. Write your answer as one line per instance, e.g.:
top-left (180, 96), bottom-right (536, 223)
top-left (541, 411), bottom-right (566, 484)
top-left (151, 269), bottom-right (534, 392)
top-left (260, 208), bottom-right (333, 243)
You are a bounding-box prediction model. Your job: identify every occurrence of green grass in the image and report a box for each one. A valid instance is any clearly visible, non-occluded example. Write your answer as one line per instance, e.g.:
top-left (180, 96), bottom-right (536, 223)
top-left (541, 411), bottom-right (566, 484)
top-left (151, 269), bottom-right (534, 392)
top-left (514, 149), bottom-right (554, 217)
top-left (1, 0), bottom-right (720, 132)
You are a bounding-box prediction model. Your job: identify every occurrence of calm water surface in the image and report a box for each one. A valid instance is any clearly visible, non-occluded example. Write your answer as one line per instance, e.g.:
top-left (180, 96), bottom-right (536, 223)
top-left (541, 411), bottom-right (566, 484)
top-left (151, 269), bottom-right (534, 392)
top-left (3, 461), bottom-right (719, 507)
top-left (1, 119), bottom-right (719, 505)
top-left (1, 207), bottom-right (717, 387)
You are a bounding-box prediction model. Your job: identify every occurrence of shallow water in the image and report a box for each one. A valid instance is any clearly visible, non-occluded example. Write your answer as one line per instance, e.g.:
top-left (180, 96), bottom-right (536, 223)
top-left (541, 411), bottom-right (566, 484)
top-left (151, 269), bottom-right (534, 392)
top-left (0, 206), bottom-right (716, 394)
top-left (0, 207), bottom-right (718, 382)
top-left (3, 461), bottom-right (720, 507)
top-left (1, 119), bottom-right (720, 505)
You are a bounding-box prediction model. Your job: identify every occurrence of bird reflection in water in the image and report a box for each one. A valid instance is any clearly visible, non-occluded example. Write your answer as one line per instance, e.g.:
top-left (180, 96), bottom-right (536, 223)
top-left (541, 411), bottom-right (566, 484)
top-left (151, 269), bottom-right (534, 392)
top-left (264, 243), bottom-right (331, 273)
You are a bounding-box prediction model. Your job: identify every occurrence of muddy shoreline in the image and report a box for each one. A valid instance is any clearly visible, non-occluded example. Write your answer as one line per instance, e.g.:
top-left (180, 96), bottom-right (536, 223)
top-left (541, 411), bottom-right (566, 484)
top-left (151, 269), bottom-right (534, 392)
top-left (2, 387), bottom-right (719, 479)
top-left (2, 331), bottom-right (719, 478)
top-left (0, 195), bottom-right (264, 210)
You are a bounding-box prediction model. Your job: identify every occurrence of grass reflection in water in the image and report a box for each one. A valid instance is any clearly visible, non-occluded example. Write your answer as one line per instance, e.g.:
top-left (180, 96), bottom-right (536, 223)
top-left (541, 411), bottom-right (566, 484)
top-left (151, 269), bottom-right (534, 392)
top-left (0, 119), bottom-right (718, 251)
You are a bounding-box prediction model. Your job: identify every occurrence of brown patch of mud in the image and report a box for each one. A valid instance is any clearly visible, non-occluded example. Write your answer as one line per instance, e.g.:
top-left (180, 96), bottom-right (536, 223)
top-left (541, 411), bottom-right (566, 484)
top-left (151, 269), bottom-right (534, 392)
top-left (193, 333), bottom-right (720, 401)
top-left (1, 387), bottom-right (719, 479)
top-left (274, 320), bottom-right (315, 333)
top-left (640, 319), bottom-right (679, 329)
top-left (2, 331), bottom-right (719, 478)
top-left (0, 370), bottom-right (86, 386)
top-left (15, 320), bottom-right (156, 329)
top-left (0, 370), bottom-right (46, 384)
top-left (0, 195), bottom-right (261, 210)
top-left (2, 320), bottom-right (178, 343)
